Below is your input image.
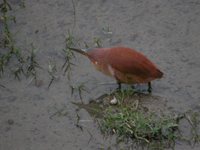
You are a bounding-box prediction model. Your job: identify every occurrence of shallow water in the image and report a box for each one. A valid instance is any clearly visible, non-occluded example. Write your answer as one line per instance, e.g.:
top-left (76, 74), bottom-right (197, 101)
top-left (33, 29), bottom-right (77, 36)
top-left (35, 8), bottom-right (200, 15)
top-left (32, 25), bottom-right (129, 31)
top-left (0, 0), bottom-right (200, 149)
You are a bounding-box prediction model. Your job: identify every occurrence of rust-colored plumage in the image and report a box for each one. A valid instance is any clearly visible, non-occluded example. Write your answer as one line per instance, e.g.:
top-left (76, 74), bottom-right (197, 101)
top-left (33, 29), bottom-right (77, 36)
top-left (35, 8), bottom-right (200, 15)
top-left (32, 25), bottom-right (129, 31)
top-left (69, 46), bottom-right (163, 92)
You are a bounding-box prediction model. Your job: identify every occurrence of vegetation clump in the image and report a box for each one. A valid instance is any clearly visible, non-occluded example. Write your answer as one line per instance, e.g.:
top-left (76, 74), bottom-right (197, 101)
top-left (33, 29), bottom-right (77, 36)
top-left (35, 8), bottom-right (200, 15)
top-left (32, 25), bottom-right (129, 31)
top-left (101, 105), bottom-right (179, 144)
top-left (0, 0), bottom-right (40, 80)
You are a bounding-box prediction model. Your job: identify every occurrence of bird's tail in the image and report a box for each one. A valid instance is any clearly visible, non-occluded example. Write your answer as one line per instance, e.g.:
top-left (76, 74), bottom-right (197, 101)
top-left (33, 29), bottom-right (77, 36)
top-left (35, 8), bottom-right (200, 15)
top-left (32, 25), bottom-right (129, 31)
top-left (68, 47), bottom-right (88, 56)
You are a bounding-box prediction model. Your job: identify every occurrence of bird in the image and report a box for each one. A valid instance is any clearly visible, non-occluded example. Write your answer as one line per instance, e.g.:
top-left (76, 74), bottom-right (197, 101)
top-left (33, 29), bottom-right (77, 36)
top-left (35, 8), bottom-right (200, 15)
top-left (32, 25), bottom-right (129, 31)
top-left (68, 46), bottom-right (163, 93)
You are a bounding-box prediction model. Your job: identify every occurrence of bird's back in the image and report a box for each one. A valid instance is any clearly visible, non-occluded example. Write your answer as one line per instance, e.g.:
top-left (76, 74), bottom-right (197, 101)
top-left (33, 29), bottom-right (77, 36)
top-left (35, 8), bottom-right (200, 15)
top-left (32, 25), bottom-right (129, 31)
top-left (107, 47), bottom-right (163, 80)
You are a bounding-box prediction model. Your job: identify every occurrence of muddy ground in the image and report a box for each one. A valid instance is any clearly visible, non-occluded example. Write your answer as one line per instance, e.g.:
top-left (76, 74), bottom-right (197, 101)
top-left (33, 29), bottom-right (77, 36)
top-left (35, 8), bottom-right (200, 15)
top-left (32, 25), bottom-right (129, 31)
top-left (0, 0), bottom-right (200, 149)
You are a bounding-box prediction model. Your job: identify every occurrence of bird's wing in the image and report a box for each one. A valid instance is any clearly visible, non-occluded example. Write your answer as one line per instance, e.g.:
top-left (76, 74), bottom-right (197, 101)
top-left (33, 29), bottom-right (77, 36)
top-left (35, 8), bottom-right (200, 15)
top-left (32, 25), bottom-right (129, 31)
top-left (107, 48), bottom-right (157, 78)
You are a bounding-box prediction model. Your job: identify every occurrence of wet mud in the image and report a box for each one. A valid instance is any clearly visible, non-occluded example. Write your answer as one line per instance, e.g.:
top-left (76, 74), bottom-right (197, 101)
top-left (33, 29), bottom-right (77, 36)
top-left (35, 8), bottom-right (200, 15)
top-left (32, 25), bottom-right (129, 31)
top-left (0, 0), bottom-right (200, 149)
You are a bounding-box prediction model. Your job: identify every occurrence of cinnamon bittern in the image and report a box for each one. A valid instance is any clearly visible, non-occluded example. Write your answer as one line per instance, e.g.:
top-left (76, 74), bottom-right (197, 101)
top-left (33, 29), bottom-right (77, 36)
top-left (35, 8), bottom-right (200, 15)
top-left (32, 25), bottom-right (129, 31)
top-left (69, 46), bottom-right (163, 92)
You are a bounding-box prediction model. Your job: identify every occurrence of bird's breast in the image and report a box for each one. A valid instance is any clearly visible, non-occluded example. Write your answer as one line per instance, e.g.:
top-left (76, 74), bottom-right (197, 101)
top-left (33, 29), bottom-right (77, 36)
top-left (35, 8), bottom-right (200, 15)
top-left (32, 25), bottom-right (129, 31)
top-left (91, 61), bottom-right (157, 83)
top-left (91, 61), bottom-right (115, 77)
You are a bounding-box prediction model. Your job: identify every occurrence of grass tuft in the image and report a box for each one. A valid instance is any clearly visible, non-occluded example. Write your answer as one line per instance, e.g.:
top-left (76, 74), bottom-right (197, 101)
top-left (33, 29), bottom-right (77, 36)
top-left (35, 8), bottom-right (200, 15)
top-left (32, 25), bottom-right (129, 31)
top-left (62, 30), bottom-right (76, 79)
top-left (114, 88), bottom-right (136, 104)
top-left (101, 106), bottom-right (179, 145)
top-left (25, 45), bottom-right (41, 80)
top-left (70, 82), bottom-right (88, 101)
top-left (0, 0), bottom-right (40, 81)
top-left (93, 37), bottom-right (102, 48)
top-left (47, 58), bottom-right (57, 88)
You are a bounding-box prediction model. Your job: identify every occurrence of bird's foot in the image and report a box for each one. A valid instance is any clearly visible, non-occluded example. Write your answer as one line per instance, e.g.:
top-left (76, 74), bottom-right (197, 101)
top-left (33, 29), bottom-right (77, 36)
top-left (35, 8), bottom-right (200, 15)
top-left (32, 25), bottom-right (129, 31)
top-left (148, 82), bottom-right (152, 93)
top-left (116, 82), bottom-right (121, 91)
top-left (131, 85), bottom-right (135, 89)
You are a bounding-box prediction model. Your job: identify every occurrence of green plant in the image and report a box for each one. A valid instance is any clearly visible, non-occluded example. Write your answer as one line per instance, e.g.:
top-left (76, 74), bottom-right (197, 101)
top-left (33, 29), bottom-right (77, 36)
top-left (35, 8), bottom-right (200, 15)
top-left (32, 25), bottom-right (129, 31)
top-left (101, 106), bottom-right (179, 148)
top-left (25, 45), bottom-right (41, 81)
top-left (185, 112), bottom-right (200, 144)
top-left (70, 82), bottom-right (88, 101)
top-left (0, 0), bottom-right (25, 79)
top-left (62, 30), bottom-right (76, 79)
top-left (102, 25), bottom-right (112, 35)
top-left (93, 37), bottom-right (102, 48)
top-left (114, 88), bottom-right (135, 104)
top-left (47, 58), bottom-right (57, 88)
top-left (20, 0), bottom-right (25, 8)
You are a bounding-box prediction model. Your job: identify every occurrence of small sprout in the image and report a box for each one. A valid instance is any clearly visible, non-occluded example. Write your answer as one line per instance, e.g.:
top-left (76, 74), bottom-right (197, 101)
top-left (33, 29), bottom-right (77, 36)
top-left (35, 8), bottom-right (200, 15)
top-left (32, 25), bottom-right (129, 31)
top-left (75, 112), bottom-right (83, 131)
top-left (13, 65), bottom-right (24, 80)
top-left (49, 104), bottom-right (68, 119)
top-left (65, 30), bottom-right (75, 48)
top-left (62, 49), bottom-right (76, 79)
top-left (102, 25), bottom-right (112, 35)
top-left (115, 88), bottom-right (135, 104)
top-left (20, 0), bottom-right (25, 8)
top-left (93, 37), bottom-right (102, 48)
top-left (84, 41), bottom-right (89, 49)
top-left (26, 45), bottom-right (41, 82)
top-left (70, 82), bottom-right (88, 101)
top-left (0, 0), bottom-right (12, 13)
top-left (48, 59), bottom-right (58, 88)
top-left (62, 30), bottom-right (77, 79)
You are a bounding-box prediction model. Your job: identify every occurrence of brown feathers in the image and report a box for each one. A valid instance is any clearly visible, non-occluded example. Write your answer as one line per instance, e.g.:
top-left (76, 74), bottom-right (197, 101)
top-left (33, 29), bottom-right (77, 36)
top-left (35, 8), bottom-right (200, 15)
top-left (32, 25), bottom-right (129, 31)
top-left (69, 46), bottom-right (163, 84)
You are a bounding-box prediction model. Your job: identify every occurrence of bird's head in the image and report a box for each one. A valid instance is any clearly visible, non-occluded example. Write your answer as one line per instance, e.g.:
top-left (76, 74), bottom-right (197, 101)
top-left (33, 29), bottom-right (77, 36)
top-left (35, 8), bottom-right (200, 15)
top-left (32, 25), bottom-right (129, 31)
top-left (68, 47), bottom-right (109, 66)
top-left (87, 48), bottom-right (109, 65)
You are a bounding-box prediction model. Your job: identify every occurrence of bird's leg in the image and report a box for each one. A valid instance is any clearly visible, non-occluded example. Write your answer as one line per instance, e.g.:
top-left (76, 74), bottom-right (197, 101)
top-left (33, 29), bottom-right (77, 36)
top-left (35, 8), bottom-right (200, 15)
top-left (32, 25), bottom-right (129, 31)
top-left (148, 82), bottom-right (152, 93)
top-left (131, 85), bottom-right (135, 89)
top-left (117, 82), bottom-right (121, 90)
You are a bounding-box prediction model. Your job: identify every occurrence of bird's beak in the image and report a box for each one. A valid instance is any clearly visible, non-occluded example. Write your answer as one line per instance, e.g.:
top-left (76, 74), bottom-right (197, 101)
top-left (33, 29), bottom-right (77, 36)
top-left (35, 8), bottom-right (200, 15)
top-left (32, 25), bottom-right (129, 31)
top-left (81, 48), bottom-right (87, 52)
top-left (81, 48), bottom-right (92, 52)
top-left (68, 47), bottom-right (89, 56)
